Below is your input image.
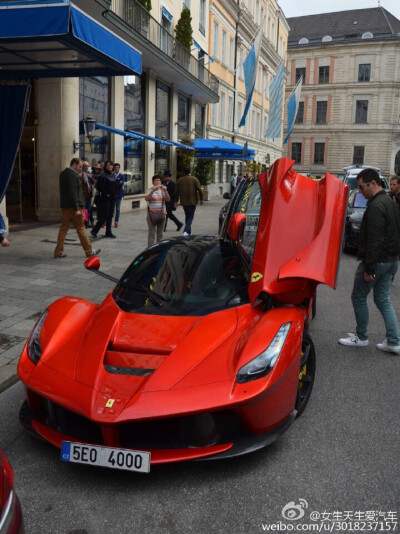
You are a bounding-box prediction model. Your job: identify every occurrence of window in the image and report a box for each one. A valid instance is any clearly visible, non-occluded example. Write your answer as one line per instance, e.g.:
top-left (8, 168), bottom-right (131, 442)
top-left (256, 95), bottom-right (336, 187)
top-left (314, 142), bottom-right (325, 164)
top-left (213, 22), bottom-right (219, 59)
top-left (238, 101), bottom-right (243, 129)
top-left (355, 100), bottom-right (368, 123)
top-left (295, 102), bottom-right (304, 124)
top-left (183, 0), bottom-right (191, 9)
top-left (123, 74), bottom-right (145, 193)
top-left (228, 95), bottom-right (233, 131)
top-left (257, 66), bottom-right (262, 92)
top-left (291, 142), bottom-right (302, 163)
top-left (199, 0), bottom-right (206, 35)
top-left (255, 0), bottom-right (260, 22)
top-left (194, 103), bottom-right (204, 138)
top-left (295, 67), bottom-right (306, 84)
top-left (358, 64), bottom-right (371, 82)
top-left (221, 30), bottom-right (227, 65)
top-left (256, 111), bottom-right (261, 139)
top-left (239, 48), bottom-right (244, 79)
top-left (211, 103), bottom-right (218, 126)
top-left (155, 81), bottom-right (170, 173)
top-left (229, 37), bottom-right (234, 70)
top-left (316, 101), bottom-right (327, 124)
top-left (353, 146), bottom-right (365, 165)
top-left (251, 109), bottom-right (255, 136)
top-left (318, 66), bottom-right (330, 84)
top-left (177, 95), bottom-right (189, 138)
top-left (220, 91), bottom-right (226, 129)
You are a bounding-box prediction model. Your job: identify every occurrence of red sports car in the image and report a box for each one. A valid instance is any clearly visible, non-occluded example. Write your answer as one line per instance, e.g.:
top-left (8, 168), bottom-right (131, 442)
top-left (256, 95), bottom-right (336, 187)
top-left (18, 158), bottom-right (348, 472)
top-left (0, 448), bottom-right (24, 534)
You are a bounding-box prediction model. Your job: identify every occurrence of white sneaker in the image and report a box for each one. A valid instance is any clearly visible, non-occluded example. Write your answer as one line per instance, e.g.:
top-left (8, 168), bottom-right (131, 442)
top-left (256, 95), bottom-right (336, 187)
top-left (183, 232), bottom-right (189, 236)
top-left (338, 333), bottom-right (368, 347)
top-left (376, 339), bottom-right (400, 354)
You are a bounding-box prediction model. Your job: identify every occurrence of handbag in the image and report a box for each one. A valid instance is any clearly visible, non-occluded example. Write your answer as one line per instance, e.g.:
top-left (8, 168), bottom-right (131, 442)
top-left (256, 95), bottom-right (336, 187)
top-left (148, 209), bottom-right (165, 225)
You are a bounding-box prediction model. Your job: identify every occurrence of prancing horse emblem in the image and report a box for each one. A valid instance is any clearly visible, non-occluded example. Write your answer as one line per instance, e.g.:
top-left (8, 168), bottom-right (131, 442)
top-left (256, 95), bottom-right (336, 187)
top-left (105, 399), bottom-right (115, 408)
top-left (251, 272), bottom-right (263, 282)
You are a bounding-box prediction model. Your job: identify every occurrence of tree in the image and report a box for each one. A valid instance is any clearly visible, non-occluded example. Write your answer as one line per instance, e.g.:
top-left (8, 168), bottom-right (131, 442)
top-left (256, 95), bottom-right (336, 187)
top-left (194, 159), bottom-right (215, 188)
top-left (177, 134), bottom-right (195, 177)
top-left (136, 0), bottom-right (151, 11)
top-left (175, 7), bottom-right (193, 51)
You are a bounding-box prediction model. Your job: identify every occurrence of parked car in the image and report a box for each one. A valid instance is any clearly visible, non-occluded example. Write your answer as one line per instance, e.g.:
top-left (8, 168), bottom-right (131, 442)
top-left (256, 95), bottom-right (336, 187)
top-left (342, 190), bottom-right (368, 252)
top-left (123, 172), bottom-right (142, 195)
top-left (17, 158), bottom-right (348, 472)
top-left (0, 448), bottom-right (24, 534)
top-left (343, 165), bottom-right (389, 190)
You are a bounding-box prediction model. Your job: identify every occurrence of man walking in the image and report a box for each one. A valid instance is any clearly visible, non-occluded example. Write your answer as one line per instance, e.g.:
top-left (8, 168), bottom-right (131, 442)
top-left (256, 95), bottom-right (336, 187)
top-left (162, 170), bottom-right (183, 231)
top-left (54, 157), bottom-right (100, 258)
top-left (174, 167), bottom-right (203, 236)
top-left (338, 168), bottom-right (400, 354)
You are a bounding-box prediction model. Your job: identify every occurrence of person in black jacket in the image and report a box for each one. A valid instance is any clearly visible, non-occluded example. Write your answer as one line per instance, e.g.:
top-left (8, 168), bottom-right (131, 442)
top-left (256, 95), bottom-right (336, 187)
top-left (339, 168), bottom-right (400, 354)
top-left (91, 160), bottom-right (118, 239)
top-left (162, 170), bottom-right (183, 231)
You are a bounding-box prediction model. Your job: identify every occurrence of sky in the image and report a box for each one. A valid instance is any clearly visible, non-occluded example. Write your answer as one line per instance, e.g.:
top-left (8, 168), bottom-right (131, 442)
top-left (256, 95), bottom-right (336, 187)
top-left (278, 0), bottom-right (400, 21)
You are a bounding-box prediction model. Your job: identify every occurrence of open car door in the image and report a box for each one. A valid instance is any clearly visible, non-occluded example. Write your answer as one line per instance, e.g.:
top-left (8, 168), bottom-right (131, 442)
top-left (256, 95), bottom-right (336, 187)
top-left (225, 158), bottom-right (349, 305)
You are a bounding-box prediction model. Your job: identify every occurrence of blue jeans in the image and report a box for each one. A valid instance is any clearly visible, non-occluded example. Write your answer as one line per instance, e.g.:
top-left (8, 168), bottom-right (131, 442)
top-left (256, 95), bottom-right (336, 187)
top-left (115, 197), bottom-right (122, 223)
top-left (183, 205), bottom-right (196, 235)
top-left (351, 261), bottom-right (400, 345)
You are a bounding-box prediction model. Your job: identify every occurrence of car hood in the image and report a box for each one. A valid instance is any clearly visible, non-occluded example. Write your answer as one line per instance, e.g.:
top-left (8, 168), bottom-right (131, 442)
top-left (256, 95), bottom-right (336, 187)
top-left (35, 295), bottom-right (239, 417)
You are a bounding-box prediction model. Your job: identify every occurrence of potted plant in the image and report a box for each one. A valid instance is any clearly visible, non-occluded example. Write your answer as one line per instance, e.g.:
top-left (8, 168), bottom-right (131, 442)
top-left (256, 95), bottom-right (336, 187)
top-left (194, 158), bottom-right (215, 201)
top-left (174, 7), bottom-right (192, 69)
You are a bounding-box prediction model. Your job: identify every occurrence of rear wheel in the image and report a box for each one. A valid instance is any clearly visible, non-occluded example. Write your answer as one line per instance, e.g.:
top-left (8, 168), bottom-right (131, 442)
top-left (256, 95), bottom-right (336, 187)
top-left (295, 334), bottom-right (316, 418)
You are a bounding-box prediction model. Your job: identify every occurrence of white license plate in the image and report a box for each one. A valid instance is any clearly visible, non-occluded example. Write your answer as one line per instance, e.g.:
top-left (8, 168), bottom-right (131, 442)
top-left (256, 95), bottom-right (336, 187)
top-left (61, 442), bottom-right (150, 473)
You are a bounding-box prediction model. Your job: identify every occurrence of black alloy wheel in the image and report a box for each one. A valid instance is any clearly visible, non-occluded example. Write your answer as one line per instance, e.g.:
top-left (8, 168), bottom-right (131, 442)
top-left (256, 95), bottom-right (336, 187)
top-left (295, 333), bottom-right (316, 418)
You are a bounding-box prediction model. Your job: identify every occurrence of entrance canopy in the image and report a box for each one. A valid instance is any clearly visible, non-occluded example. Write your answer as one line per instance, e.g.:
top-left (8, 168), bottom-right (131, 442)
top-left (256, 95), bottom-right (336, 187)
top-left (193, 139), bottom-right (255, 160)
top-left (0, 0), bottom-right (142, 78)
top-left (96, 122), bottom-right (194, 150)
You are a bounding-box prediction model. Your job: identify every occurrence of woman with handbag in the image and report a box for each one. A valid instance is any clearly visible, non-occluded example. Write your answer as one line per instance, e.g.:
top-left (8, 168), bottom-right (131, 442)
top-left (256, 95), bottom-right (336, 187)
top-left (145, 175), bottom-right (170, 247)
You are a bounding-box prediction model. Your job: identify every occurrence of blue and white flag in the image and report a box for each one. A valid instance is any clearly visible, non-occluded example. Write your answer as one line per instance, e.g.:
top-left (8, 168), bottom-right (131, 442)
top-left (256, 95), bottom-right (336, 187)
top-left (238, 26), bottom-right (263, 128)
top-left (265, 61), bottom-right (286, 139)
top-left (283, 77), bottom-right (303, 145)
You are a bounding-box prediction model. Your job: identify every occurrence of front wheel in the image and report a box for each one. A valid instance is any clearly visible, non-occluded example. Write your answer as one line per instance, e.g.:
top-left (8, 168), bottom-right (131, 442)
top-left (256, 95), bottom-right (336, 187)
top-left (295, 333), bottom-right (316, 418)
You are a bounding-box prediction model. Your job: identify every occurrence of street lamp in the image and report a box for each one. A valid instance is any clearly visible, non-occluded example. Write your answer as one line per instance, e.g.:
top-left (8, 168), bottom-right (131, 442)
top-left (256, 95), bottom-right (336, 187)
top-left (73, 116), bottom-right (97, 152)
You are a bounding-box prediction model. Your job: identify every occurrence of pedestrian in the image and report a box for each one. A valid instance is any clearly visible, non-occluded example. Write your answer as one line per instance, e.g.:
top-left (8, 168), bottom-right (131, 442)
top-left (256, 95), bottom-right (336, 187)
top-left (0, 213), bottom-right (9, 247)
top-left (174, 167), bottom-right (203, 236)
top-left (91, 160), bottom-right (118, 239)
top-left (230, 172), bottom-right (238, 195)
top-left (389, 175), bottom-right (400, 209)
top-left (54, 157), bottom-right (100, 258)
top-left (162, 170), bottom-right (183, 232)
top-left (81, 161), bottom-right (95, 228)
top-left (145, 175), bottom-right (170, 247)
top-left (113, 163), bottom-right (125, 228)
top-left (338, 167), bottom-right (400, 354)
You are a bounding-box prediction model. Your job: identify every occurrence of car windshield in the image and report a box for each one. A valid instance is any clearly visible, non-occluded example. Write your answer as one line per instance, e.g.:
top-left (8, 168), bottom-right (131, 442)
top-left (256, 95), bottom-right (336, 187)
top-left (346, 175), bottom-right (388, 190)
top-left (353, 192), bottom-right (368, 208)
top-left (112, 237), bottom-right (250, 316)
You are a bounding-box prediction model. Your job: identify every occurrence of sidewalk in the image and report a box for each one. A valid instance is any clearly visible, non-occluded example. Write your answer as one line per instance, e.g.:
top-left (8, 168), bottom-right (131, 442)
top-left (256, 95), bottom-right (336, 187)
top-left (0, 198), bottom-right (226, 391)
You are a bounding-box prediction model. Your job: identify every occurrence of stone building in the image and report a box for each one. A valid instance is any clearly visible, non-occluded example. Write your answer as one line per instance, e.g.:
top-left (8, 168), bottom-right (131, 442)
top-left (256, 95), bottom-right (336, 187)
top-left (285, 7), bottom-right (400, 178)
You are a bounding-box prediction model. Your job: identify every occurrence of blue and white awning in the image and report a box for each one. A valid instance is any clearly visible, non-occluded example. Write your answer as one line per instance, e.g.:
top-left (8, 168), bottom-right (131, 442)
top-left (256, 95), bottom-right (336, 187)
top-left (0, 0), bottom-right (142, 78)
top-left (193, 139), bottom-right (255, 160)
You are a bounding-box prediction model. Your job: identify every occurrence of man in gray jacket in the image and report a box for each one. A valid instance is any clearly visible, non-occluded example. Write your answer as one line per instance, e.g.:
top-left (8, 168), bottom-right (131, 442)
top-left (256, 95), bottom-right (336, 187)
top-left (339, 168), bottom-right (400, 353)
top-left (54, 157), bottom-right (100, 258)
top-left (174, 167), bottom-right (203, 236)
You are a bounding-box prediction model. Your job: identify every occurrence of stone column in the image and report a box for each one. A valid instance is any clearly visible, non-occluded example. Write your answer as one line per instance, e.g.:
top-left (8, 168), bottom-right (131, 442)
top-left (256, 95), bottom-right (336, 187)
top-left (36, 77), bottom-right (79, 221)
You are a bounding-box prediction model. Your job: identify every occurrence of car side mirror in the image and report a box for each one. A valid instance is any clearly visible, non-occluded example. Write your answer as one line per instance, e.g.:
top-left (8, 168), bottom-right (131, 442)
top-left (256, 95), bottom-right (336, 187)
top-left (84, 256), bottom-right (100, 271)
top-left (227, 213), bottom-right (246, 242)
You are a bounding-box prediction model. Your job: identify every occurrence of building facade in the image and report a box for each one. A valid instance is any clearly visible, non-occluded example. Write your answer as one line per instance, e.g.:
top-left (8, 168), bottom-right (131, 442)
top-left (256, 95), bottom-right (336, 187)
top-left (2, 0), bottom-right (219, 225)
top-left (206, 0), bottom-right (289, 195)
top-left (285, 7), bottom-right (400, 178)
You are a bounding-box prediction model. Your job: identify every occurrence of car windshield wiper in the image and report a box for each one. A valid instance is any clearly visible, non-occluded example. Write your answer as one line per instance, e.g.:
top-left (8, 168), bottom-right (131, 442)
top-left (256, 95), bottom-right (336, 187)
top-left (119, 282), bottom-right (167, 307)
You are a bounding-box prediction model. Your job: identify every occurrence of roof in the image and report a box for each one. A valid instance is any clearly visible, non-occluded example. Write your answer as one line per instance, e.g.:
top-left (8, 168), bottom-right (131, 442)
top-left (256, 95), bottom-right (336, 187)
top-left (287, 7), bottom-right (400, 46)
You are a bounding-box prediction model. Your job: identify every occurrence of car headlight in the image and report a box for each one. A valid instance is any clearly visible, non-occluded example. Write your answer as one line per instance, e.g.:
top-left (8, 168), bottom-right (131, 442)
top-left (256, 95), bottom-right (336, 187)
top-left (27, 310), bottom-right (48, 364)
top-left (237, 322), bottom-right (291, 384)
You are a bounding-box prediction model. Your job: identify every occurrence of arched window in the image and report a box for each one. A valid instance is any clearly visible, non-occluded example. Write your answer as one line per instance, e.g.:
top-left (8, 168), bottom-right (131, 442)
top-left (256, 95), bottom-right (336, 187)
top-left (362, 32), bottom-right (373, 39)
top-left (395, 150), bottom-right (400, 175)
top-left (322, 35), bottom-right (332, 42)
top-left (299, 37), bottom-right (309, 44)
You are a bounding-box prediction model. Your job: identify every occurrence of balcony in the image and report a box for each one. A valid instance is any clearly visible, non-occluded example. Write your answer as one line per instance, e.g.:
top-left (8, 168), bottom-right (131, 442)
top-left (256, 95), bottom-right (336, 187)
top-left (109, 0), bottom-right (219, 102)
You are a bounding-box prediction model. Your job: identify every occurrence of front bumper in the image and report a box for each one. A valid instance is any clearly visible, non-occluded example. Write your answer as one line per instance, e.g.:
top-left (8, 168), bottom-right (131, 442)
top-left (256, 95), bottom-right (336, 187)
top-left (19, 395), bottom-right (295, 464)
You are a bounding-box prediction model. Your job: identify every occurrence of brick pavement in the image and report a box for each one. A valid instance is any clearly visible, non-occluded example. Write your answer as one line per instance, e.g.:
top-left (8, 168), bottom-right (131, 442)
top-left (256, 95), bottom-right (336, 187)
top-left (0, 198), bottom-right (226, 391)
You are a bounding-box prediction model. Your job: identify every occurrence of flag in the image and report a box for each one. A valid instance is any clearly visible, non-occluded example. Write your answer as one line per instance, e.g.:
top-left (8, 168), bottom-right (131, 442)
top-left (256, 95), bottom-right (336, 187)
top-left (265, 61), bottom-right (285, 139)
top-left (238, 25), bottom-right (263, 128)
top-left (283, 77), bottom-right (303, 145)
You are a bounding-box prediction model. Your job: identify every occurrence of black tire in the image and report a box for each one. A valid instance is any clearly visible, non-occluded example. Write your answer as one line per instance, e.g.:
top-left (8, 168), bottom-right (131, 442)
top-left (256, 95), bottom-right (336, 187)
top-left (295, 333), bottom-right (316, 418)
